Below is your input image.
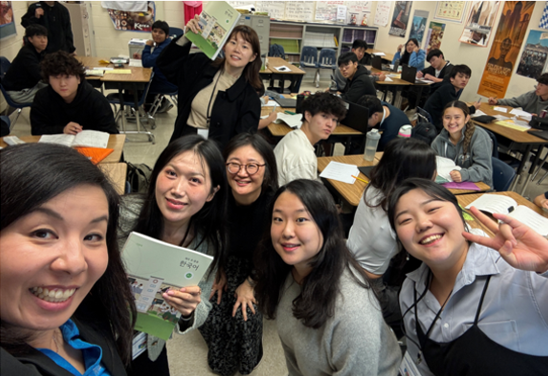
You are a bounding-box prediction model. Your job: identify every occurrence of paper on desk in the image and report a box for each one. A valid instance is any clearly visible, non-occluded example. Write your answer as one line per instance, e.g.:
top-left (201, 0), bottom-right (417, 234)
top-left (495, 120), bottom-right (530, 131)
top-left (105, 69), bottom-right (132, 74)
top-left (93, 67), bottom-right (114, 71)
top-left (471, 110), bottom-right (487, 117)
top-left (129, 59), bottom-right (143, 67)
top-left (494, 115), bottom-right (510, 121)
top-left (383, 77), bottom-right (394, 82)
top-left (274, 66), bottom-right (291, 72)
top-left (493, 106), bottom-right (507, 113)
top-left (85, 69), bottom-right (104, 76)
top-left (319, 162), bottom-right (360, 184)
top-left (388, 73), bottom-right (401, 79)
top-left (509, 108), bottom-right (532, 119)
top-left (274, 113), bottom-right (302, 129)
top-left (373, 52), bottom-right (385, 56)
top-left (262, 100), bottom-right (278, 107)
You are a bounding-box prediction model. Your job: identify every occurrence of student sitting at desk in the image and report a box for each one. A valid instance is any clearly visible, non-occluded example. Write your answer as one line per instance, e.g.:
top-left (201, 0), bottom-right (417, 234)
top-left (357, 95), bottom-right (411, 151)
top-left (488, 73), bottom-right (548, 115)
top-left (417, 49), bottom-right (452, 94)
top-left (337, 52), bottom-right (377, 104)
top-left (132, 20), bottom-right (178, 113)
top-left (424, 64), bottom-right (481, 131)
top-left (157, 16), bottom-right (261, 151)
top-left (332, 40), bottom-right (386, 90)
top-left (274, 92), bottom-right (346, 186)
top-left (30, 51), bottom-right (118, 135)
top-left (431, 101), bottom-right (493, 188)
top-left (392, 38), bottom-right (425, 71)
top-left (2, 24), bottom-right (48, 104)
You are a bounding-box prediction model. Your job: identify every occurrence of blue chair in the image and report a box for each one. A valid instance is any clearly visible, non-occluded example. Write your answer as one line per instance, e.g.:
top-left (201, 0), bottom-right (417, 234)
top-left (416, 106), bottom-right (433, 125)
top-left (269, 44), bottom-right (285, 59)
top-left (300, 46), bottom-right (319, 87)
top-left (492, 157), bottom-right (516, 191)
top-left (168, 27), bottom-right (184, 39)
top-left (0, 57), bottom-right (33, 128)
top-left (316, 48), bottom-right (337, 88)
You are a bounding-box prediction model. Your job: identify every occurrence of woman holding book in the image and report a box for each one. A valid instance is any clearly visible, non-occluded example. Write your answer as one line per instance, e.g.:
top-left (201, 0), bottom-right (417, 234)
top-left (1, 143), bottom-right (135, 375)
top-left (255, 180), bottom-right (401, 375)
top-left (118, 135), bottom-right (228, 376)
top-left (431, 101), bottom-right (493, 188)
top-left (388, 178), bottom-right (548, 376)
top-left (157, 15), bottom-right (262, 151)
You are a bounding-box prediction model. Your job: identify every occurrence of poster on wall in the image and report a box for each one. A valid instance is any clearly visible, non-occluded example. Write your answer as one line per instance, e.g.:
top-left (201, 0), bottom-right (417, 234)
top-left (107, 1), bottom-right (156, 32)
top-left (409, 10), bottom-right (429, 47)
top-left (434, 1), bottom-right (467, 24)
top-left (478, 1), bottom-right (535, 98)
top-left (459, 1), bottom-right (501, 47)
top-left (538, 2), bottom-right (548, 29)
top-left (389, 1), bottom-right (412, 38)
top-left (374, 1), bottom-right (392, 27)
top-left (344, 1), bottom-right (372, 26)
top-left (517, 30), bottom-right (548, 79)
top-left (0, 1), bottom-right (16, 40)
top-left (315, 1), bottom-right (344, 22)
top-left (425, 21), bottom-right (446, 53)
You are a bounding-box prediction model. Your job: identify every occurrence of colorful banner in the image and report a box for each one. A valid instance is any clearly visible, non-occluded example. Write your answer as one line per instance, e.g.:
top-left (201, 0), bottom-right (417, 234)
top-left (108, 1), bottom-right (155, 32)
top-left (409, 10), bottom-right (429, 47)
top-left (0, 1), bottom-right (16, 40)
top-left (425, 21), bottom-right (446, 53)
top-left (539, 2), bottom-right (548, 29)
top-left (459, 1), bottom-right (501, 47)
top-left (434, 1), bottom-right (467, 24)
top-left (517, 30), bottom-right (548, 79)
top-left (478, 2), bottom-right (535, 98)
top-left (389, 1), bottom-right (412, 38)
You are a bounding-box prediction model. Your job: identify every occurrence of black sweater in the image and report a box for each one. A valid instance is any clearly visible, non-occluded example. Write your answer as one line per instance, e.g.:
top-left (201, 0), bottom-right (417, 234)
top-left (2, 44), bottom-right (45, 91)
top-left (423, 81), bottom-right (476, 132)
top-left (21, 1), bottom-right (75, 53)
top-left (157, 35), bottom-right (260, 150)
top-left (31, 81), bottom-right (118, 135)
top-left (341, 65), bottom-right (377, 103)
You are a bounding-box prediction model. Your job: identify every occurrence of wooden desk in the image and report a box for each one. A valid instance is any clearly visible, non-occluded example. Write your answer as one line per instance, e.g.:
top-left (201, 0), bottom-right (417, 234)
top-left (369, 66), bottom-right (430, 108)
top-left (0, 134), bottom-right (126, 163)
top-left (366, 49), bottom-right (395, 62)
top-left (262, 57), bottom-right (305, 93)
top-left (98, 162), bottom-right (127, 195)
top-left (78, 56), bottom-right (152, 83)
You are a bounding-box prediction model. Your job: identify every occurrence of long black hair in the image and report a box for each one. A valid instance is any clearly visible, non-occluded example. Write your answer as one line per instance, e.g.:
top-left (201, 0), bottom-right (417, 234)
top-left (131, 135), bottom-right (228, 277)
top-left (366, 137), bottom-right (436, 211)
top-left (400, 38), bottom-right (419, 65)
top-left (254, 180), bottom-right (373, 329)
top-left (0, 143), bottom-right (136, 364)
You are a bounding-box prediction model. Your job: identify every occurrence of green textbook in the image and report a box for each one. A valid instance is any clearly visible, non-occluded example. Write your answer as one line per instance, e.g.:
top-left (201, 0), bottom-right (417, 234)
top-left (186, 1), bottom-right (241, 60)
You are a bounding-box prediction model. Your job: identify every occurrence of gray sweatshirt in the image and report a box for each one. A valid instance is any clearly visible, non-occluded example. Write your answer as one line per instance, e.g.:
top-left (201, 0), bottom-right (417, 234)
top-left (431, 125), bottom-right (493, 188)
top-left (276, 268), bottom-right (401, 376)
top-left (497, 90), bottom-right (548, 115)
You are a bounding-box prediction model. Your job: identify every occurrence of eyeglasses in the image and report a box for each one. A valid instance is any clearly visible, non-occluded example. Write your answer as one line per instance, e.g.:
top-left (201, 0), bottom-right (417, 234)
top-left (226, 162), bottom-right (265, 175)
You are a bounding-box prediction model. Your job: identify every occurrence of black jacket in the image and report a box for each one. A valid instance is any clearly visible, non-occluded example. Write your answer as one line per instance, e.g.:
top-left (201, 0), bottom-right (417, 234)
top-left (21, 1), bottom-right (75, 53)
top-left (31, 81), bottom-right (118, 135)
top-left (423, 81), bottom-right (476, 132)
top-left (2, 44), bottom-right (45, 91)
top-left (421, 62), bottom-right (452, 93)
top-left (0, 319), bottom-right (127, 376)
top-left (157, 35), bottom-right (260, 150)
top-left (341, 65), bottom-right (377, 103)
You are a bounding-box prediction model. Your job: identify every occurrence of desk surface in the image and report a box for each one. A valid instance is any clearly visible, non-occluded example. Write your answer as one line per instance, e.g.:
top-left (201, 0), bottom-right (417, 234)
top-left (472, 103), bottom-right (547, 144)
top-left (368, 66), bottom-right (431, 87)
top-left (366, 49), bottom-right (395, 62)
top-left (98, 162), bottom-right (127, 194)
top-left (78, 56), bottom-right (152, 83)
top-left (266, 57), bottom-right (305, 75)
top-left (0, 134), bottom-right (126, 163)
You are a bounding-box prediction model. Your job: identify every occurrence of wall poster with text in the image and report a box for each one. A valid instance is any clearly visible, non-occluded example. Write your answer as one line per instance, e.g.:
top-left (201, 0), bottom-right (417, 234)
top-left (108, 1), bottom-right (156, 32)
top-left (459, 1), bottom-right (501, 47)
top-left (517, 30), bottom-right (548, 79)
top-left (478, 1), bottom-right (535, 98)
top-left (434, 1), bottom-right (467, 24)
top-left (389, 1), bottom-right (412, 38)
top-left (425, 21), bottom-right (446, 53)
top-left (0, 1), bottom-right (16, 40)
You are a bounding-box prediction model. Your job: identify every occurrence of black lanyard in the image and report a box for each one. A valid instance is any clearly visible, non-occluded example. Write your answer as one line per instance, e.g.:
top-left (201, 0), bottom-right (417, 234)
top-left (206, 69), bottom-right (223, 126)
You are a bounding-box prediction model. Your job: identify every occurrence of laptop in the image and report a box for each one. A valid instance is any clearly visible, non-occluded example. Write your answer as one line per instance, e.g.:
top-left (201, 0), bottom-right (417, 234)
top-left (401, 65), bottom-right (417, 83)
top-left (265, 90), bottom-right (297, 108)
top-left (342, 100), bottom-right (369, 133)
top-left (358, 165), bottom-right (375, 179)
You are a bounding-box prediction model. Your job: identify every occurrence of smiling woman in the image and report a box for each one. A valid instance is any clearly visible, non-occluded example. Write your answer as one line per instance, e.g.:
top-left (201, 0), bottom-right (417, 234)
top-left (0, 143), bottom-right (135, 376)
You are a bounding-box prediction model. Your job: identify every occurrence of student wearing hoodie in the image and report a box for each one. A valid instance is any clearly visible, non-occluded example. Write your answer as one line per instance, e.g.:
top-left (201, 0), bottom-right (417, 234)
top-left (488, 73), bottom-right (548, 115)
top-left (431, 100), bottom-right (493, 188)
top-left (31, 51), bottom-right (118, 135)
top-left (337, 52), bottom-right (377, 103)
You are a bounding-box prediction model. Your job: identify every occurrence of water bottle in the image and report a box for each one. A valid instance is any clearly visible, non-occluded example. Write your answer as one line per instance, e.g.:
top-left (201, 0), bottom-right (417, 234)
top-left (364, 128), bottom-right (381, 161)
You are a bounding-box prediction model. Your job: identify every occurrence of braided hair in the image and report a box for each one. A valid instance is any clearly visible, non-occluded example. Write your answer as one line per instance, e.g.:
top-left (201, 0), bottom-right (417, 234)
top-left (444, 100), bottom-right (475, 156)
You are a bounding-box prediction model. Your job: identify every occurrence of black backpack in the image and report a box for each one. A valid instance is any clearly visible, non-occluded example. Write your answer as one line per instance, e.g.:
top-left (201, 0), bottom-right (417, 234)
top-left (126, 162), bottom-right (153, 193)
top-left (412, 122), bottom-right (438, 145)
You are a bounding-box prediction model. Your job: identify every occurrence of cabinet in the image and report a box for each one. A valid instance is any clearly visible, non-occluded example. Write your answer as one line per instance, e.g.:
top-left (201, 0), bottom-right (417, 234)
top-left (237, 14), bottom-right (270, 57)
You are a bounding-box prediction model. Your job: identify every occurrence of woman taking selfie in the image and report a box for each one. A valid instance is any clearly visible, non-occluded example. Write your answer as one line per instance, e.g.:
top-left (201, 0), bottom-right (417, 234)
top-left (1, 143), bottom-right (135, 375)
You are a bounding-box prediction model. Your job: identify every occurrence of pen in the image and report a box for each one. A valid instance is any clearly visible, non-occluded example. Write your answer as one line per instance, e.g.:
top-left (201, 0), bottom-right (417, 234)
top-left (273, 104), bottom-right (277, 112)
top-left (351, 175), bottom-right (368, 184)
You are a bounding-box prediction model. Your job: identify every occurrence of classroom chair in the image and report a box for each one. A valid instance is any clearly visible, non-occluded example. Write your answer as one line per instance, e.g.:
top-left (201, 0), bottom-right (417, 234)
top-left (316, 49), bottom-right (337, 88)
top-left (169, 27), bottom-right (184, 39)
top-left (300, 46), bottom-right (319, 87)
top-left (269, 44), bottom-right (285, 59)
top-left (492, 156), bottom-right (516, 192)
top-left (416, 106), bottom-right (433, 125)
top-left (0, 57), bottom-right (33, 128)
top-left (148, 90), bottom-right (178, 120)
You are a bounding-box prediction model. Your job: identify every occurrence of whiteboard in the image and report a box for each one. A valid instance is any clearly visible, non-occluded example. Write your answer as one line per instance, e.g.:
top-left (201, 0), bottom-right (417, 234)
top-left (255, 1), bottom-right (286, 20)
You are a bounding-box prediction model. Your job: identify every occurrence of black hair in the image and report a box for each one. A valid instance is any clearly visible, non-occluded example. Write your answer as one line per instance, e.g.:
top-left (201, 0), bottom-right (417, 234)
top-left (426, 49), bottom-right (444, 63)
top-left (24, 24), bottom-right (47, 38)
top-left (357, 94), bottom-right (383, 119)
top-left (300, 92), bottom-right (347, 123)
top-left (351, 39), bottom-right (367, 51)
top-left (449, 64), bottom-right (472, 79)
top-left (152, 20), bottom-right (169, 36)
top-left (223, 132), bottom-right (278, 194)
top-left (400, 38), bottom-right (419, 66)
top-left (537, 73), bottom-right (548, 86)
top-left (254, 180), bottom-right (373, 329)
top-left (256, 81), bottom-right (266, 97)
top-left (41, 51), bottom-right (86, 82)
top-left (0, 144), bottom-right (136, 364)
top-left (365, 138), bottom-right (436, 211)
top-left (337, 51), bottom-right (358, 67)
top-left (131, 135), bottom-right (228, 277)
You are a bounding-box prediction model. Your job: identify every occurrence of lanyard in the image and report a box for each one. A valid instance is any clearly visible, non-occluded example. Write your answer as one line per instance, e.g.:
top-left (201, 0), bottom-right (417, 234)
top-left (206, 69), bottom-right (223, 126)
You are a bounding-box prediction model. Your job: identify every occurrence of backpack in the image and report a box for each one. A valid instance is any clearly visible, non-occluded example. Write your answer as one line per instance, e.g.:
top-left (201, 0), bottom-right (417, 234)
top-left (126, 162), bottom-right (153, 193)
top-left (412, 122), bottom-right (438, 145)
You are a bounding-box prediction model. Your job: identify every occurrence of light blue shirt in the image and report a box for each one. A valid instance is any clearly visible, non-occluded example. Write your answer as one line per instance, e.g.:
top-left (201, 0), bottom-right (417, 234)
top-left (38, 319), bottom-right (112, 376)
top-left (392, 49), bottom-right (426, 71)
top-left (400, 243), bottom-right (548, 376)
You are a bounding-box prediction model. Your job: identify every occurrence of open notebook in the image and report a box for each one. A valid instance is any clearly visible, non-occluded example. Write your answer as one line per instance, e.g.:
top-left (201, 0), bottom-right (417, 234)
top-left (39, 130), bottom-right (110, 149)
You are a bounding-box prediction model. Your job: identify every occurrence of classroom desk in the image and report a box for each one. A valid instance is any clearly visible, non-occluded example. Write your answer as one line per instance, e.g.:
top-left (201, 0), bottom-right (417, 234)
top-left (368, 66), bottom-right (430, 109)
top-left (366, 49), bottom-right (395, 62)
top-left (457, 191), bottom-right (548, 235)
top-left (98, 162), bottom-right (127, 195)
top-left (0, 134), bottom-right (126, 163)
top-left (262, 57), bottom-right (305, 93)
top-left (471, 103), bottom-right (548, 194)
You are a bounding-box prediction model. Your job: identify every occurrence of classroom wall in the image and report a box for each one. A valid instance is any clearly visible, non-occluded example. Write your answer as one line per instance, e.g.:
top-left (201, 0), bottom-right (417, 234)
top-left (369, 1), bottom-right (544, 102)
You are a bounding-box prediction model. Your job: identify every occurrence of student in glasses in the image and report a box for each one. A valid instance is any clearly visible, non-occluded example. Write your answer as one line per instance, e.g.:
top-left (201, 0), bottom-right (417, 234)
top-left (199, 133), bottom-right (278, 376)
